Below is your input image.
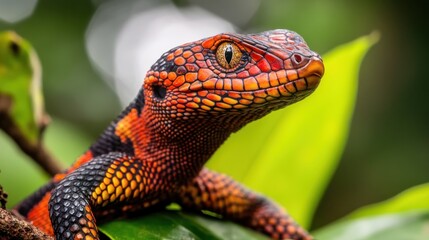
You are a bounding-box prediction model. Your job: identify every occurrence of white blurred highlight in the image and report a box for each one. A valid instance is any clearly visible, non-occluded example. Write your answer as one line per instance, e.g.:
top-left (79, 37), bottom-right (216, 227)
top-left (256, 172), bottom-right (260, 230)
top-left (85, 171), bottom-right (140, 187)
top-left (86, 0), bottom-right (235, 106)
top-left (0, 0), bottom-right (38, 23)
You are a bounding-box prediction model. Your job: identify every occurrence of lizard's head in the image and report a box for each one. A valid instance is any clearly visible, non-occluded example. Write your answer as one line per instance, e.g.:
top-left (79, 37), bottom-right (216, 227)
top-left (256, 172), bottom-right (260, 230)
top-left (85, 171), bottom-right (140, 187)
top-left (143, 29), bottom-right (324, 131)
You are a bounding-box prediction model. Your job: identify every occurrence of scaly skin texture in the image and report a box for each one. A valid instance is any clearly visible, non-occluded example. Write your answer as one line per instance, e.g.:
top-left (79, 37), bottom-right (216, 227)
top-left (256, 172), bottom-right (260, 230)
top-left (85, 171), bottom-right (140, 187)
top-left (15, 29), bottom-right (324, 240)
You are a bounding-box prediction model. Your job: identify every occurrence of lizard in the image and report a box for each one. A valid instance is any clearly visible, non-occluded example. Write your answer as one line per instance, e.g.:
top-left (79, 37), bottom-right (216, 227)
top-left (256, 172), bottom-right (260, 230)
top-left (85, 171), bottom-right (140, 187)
top-left (14, 29), bottom-right (324, 240)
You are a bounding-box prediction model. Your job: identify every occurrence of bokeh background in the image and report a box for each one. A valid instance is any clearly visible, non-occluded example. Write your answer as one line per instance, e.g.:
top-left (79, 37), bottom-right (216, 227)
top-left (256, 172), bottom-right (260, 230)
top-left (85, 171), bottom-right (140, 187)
top-left (0, 0), bottom-right (428, 230)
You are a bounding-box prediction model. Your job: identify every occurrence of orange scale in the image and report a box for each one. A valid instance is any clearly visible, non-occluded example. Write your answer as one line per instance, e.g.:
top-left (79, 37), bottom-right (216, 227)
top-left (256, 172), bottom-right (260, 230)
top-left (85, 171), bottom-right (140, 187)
top-left (165, 80), bottom-right (173, 87)
top-left (248, 65), bottom-right (261, 76)
top-left (166, 53), bottom-right (174, 61)
top-left (254, 91), bottom-right (267, 98)
top-left (227, 92), bottom-right (241, 99)
top-left (191, 45), bottom-right (203, 53)
top-left (202, 99), bottom-right (215, 107)
top-left (187, 56), bottom-right (196, 63)
top-left (253, 98), bottom-right (266, 104)
top-left (243, 77), bottom-right (258, 91)
top-left (257, 58), bottom-right (271, 72)
top-left (241, 92), bottom-right (254, 100)
top-left (267, 88), bottom-right (280, 97)
top-left (177, 98), bottom-right (187, 104)
top-left (198, 90), bottom-right (208, 97)
top-left (195, 53), bottom-right (204, 61)
top-left (223, 79), bottom-right (232, 90)
top-left (276, 70), bottom-right (290, 84)
top-left (185, 63), bottom-right (198, 72)
top-left (250, 51), bottom-right (263, 61)
top-left (190, 81), bottom-right (203, 91)
top-left (232, 79), bottom-right (244, 91)
top-left (172, 75), bottom-right (185, 87)
top-left (196, 60), bottom-right (207, 68)
top-left (265, 53), bottom-right (283, 71)
top-left (236, 70), bottom-right (249, 78)
top-left (269, 71), bottom-right (278, 84)
top-left (223, 97), bottom-right (238, 105)
top-left (207, 93), bottom-right (221, 102)
top-left (202, 78), bottom-right (216, 89)
top-left (174, 57), bottom-right (186, 66)
top-left (178, 82), bottom-right (191, 92)
top-left (233, 104), bottom-right (247, 109)
top-left (284, 59), bottom-right (293, 69)
top-left (174, 48), bottom-right (183, 56)
top-left (185, 72), bottom-right (197, 82)
top-left (295, 78), bottom-right (308, 91)
top-left (255, 73), bottom-right (269, 88)
top-left (160, 71), bottom-right (168, 79)
top-left (276, 87), bottom-right (290, 97)
top-left (202, 38), bottom-right (214, 48)
top-left (285, 82), bottom-right (297, 93)
top-left (197, 68), bottom-right (213, 81)
top-left (182, 50), bottom-right (192, 58)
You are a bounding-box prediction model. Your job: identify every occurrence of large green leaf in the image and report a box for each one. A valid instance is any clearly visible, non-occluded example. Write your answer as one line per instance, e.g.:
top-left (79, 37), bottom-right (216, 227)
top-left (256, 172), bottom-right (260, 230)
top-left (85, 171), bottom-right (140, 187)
top-left (206, 33), bottom-right (379, 227)
top-left (313, 211), bottom-right (429, 240)
top-left (100, 211), bottom-right (268, 240)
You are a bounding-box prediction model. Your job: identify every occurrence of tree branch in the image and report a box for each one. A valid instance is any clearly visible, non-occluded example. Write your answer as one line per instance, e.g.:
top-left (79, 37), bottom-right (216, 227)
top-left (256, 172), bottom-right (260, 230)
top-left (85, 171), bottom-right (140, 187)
top-left (0, 94), bottom-right (62, 176)
top-left (0, 208), bottom-right (53, 240)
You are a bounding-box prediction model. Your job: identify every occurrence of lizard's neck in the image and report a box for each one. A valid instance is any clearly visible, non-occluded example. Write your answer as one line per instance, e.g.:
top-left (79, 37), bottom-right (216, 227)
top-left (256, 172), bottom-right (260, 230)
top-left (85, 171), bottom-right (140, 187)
top-left (90, 96), bottom-right (232, 182)
top-left (128, 105), bottom-right (231, 180)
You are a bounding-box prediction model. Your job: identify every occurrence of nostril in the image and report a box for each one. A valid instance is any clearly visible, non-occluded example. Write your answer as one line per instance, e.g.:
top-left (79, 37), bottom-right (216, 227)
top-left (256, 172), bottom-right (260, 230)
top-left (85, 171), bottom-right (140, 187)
top-left (293, 54), bottom-right (302, 63)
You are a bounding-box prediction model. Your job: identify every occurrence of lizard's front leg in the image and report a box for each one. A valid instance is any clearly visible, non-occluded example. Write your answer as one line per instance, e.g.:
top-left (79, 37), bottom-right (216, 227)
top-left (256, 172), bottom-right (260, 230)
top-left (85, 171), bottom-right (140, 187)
top-left (48, 152), bottom-right (167, 240)
top-left (177, 168), bottom-right (312, 240)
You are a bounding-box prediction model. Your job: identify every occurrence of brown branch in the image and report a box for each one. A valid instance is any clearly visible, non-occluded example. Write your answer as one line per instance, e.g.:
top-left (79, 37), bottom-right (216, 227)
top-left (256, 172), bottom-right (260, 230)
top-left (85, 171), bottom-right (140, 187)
top-left (0, 208), bottom-right (53, 240)
top-left (0, 94), bottom-right (63, 176)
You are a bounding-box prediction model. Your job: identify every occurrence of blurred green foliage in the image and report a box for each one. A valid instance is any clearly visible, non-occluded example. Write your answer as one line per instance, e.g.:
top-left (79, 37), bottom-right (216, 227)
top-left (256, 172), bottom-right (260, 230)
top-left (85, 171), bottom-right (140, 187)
top-left (0, 31), bottom-right (44, 143)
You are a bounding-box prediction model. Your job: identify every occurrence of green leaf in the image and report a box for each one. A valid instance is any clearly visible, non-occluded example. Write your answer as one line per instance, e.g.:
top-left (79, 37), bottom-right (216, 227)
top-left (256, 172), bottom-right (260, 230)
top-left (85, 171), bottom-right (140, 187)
top-left (0, 31), bottom-right (45, 143)
top-left (206, 33), bottom-right (379, 227)
top-left (313, 211), bottom-right (429, 240)
top-left (313, 183), bottom-right (429, 239)
top-left (100, 211), bottom-right (268, 240)
top-left (346, 183), bottom-right (429, 220)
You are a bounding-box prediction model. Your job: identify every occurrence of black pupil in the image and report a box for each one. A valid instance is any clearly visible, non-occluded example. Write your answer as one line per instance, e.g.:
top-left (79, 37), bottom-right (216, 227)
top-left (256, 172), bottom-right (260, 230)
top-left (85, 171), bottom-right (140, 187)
top-left (225, 45), bottom-right (233, 64)
top-left (153, 85), bottom-right (167, 99)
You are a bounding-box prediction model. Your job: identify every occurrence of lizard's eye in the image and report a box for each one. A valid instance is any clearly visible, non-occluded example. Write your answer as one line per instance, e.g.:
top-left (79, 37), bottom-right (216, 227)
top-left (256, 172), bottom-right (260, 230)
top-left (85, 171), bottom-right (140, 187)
top-left (153, 85), bottom-right (166, 99)
top-left (215, 42), bottom-right (242, 69)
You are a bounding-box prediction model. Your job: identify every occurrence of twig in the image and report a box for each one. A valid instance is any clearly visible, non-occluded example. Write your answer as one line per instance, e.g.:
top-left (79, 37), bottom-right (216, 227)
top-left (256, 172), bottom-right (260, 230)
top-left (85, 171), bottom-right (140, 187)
top-left (0, 207), bottom-right (53, 240)
top-left (0, 94), bottom-right (63, 176)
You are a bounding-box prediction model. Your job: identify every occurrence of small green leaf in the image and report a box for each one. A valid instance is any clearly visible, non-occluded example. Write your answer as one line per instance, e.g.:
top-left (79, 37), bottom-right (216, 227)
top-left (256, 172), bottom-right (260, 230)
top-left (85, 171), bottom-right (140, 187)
top-left (313, 211), bottom-right (429, 240)
top-left (100, 211), bottom-right (268, 240)
top-left (0, 31), bottom-right (44, 143)
top-left (346, 183), bottom-right (429, 220)
top-left (207, 33), bottom-right (379, 227)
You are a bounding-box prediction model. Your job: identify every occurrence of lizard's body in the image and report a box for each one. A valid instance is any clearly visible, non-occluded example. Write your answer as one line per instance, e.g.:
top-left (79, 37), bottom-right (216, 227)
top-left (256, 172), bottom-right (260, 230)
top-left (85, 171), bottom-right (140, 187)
top-left (15, 29), bottom-right (324, 240)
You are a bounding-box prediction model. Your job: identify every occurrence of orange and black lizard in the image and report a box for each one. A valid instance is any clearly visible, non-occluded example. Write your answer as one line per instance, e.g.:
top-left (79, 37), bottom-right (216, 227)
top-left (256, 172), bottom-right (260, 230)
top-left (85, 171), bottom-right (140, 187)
top-left (14, 29), bottom-right (324, 240)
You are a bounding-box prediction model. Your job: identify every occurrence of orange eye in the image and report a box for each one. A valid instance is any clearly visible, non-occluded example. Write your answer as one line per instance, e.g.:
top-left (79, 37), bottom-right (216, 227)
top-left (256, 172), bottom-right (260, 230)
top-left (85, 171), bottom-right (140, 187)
top-left (215, 42), bottom-right (242, 69)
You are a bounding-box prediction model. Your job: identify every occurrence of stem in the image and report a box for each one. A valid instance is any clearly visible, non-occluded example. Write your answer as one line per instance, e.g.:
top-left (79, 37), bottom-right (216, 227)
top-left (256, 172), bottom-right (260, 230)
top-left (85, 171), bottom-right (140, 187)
top-left (0, 94), bottom-right (62, 176)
